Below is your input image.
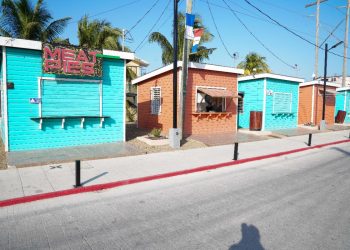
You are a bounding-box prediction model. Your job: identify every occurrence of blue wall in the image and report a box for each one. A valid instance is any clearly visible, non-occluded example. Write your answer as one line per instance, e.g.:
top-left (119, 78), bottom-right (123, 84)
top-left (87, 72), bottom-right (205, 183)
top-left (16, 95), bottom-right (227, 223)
top-left (5, 47), bottom-right (125, 151)
top-left (265, 78), bottom-right (299, 130)
top-left (335, 90), bottom-right (350, 123)
top-left (0, 47), bottom-right (4, 144)
top-left (238, 77), bottom-right (299, 130)
top-left (238, 79), bottom-right (264, 128)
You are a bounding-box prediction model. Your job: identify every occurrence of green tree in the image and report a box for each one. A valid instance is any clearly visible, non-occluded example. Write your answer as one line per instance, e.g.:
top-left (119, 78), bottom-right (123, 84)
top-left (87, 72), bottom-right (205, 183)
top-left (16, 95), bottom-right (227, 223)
top-left (237, 52), bottom-right (271, 75)
top-left (78, 15), bottom-right (123, 50)
top-left (78, 16), bottom-right (137, 82)
top-left (0, 0), bottom-right (71, 42)
top-left (149, 12), bottom-right (215, 65)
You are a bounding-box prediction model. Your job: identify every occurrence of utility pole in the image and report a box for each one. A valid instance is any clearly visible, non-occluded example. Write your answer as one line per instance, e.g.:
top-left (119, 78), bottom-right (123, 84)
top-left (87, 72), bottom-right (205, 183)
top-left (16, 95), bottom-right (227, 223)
top-left (169, 0), bottom-right (180, 148)
top-left (342, 0), bottom-right (350, 87)
top-left (306, 0), bottom-right (327, 79)
top-left (179, 0), bottom-right (192, 140)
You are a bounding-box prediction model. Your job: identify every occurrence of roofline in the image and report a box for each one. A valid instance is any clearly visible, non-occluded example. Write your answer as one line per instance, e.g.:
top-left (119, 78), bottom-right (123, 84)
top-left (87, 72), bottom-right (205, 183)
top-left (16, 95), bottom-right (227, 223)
top-left (300, 80), bottom-right (340, 88)
top-left (133, 56), bottom-right (149, 66)
top-left (336, 86), bottom-right (350, 91)
top-left (131, 62), bottom-right (244, 85)
top-left (238, 73), bottom-right (304, 83)
top-left (0, 36), bottom-right (135, 60)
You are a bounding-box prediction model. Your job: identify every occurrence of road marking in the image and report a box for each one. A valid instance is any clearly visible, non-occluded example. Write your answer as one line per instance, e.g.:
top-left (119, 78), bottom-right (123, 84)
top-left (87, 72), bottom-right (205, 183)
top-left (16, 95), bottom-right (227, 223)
top-left (0, 139), bottom-right (349, 208)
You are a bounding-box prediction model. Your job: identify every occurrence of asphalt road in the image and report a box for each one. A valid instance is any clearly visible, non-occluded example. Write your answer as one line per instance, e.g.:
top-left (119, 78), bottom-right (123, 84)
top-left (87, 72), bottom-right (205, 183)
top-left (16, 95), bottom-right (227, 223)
top-left (0, 143), bottom-right (350, 250)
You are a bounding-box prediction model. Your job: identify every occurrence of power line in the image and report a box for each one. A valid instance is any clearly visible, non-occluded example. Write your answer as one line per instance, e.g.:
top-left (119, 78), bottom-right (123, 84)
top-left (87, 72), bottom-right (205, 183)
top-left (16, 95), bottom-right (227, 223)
top-left (134, 0), bottom-right (171, 52)
top-left (127, 0), bottom-right (162, 34)
top-left (199, 0), bottom-right (320, 41)
top-left (221, 0), bottom-right (297, 69)
top-left (67, 0), bottom-right (143, 24)
top-left (243, 0), bottom-right (350, 60)
top-left (206, 0), bottom-right (233, 58)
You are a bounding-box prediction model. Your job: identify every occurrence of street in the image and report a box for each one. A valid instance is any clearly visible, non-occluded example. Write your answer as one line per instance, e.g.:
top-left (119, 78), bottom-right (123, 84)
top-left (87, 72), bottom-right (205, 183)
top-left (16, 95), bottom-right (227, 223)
top-left (0, 142), bottom-right (349, 249)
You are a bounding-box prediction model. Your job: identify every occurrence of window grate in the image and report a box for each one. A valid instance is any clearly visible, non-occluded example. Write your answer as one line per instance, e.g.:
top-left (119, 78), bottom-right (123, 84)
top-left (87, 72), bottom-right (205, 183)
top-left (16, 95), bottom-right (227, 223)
top-left (151, 87), bottom-right (161, 115)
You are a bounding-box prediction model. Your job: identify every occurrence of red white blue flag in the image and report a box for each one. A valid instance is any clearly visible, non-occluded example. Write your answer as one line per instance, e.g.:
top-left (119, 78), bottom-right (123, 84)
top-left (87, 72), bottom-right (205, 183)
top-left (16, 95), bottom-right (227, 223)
top-left (185, 13), bottom-right (195, 39)
top-left (191, 28), bottom-right (204, 53)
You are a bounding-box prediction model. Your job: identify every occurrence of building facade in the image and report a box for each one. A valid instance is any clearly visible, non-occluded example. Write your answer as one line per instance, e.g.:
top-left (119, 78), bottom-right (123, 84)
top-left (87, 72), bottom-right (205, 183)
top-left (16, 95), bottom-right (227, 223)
top-left (0, 37), bottom-right (133, 151)
top-left (132, 62), bottom-right (243, 137)
top-left (335, 87), bottom-right (350, 124)
top-left (298, 80), bottom-right (338, 126)
top-left (238, 74), bottom-right (304, 131)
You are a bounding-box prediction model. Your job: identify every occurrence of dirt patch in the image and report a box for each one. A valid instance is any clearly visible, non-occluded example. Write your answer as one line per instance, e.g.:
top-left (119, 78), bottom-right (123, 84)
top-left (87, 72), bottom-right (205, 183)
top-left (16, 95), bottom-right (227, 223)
top-left (0, 141), bottom-right (8, 170)
top-left (126, 123), bottom-right (207, 154)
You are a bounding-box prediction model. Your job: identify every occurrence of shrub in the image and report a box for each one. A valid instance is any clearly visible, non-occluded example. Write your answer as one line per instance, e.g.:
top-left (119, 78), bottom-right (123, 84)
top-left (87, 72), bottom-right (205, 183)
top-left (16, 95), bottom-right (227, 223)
top-left (150, 128), bottom-right (162, 137)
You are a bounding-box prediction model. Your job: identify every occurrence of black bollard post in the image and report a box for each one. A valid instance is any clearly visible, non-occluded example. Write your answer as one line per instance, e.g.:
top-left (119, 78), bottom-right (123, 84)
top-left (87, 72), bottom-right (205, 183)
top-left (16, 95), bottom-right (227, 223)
top-left (233, 142), bottom-right (239, 160)
top-left (349, 132), bottom-right (350, 139)
top-left (308, 133), bottom-right (312, 147)
top-left (75, 160), bottom-right (81, 187)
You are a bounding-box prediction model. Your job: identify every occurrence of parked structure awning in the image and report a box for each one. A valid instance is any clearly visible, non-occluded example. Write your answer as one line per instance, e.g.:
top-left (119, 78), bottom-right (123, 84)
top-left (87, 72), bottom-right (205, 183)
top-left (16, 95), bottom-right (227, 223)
top-left (198, 87), bottom-right (237, 98)
top-left (318, 89), bottom-right (337, 95)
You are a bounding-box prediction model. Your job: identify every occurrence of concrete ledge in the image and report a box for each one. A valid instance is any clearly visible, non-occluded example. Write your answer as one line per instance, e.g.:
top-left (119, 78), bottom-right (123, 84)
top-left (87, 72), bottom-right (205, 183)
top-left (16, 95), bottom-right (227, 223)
top-left (137, 136), bottom-right (169, 146)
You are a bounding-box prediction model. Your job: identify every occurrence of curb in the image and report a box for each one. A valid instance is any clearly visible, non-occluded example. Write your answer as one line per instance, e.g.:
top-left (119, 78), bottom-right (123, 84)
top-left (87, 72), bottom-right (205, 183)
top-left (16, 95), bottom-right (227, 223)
top-left (1, 139), bottom-right (349, 208)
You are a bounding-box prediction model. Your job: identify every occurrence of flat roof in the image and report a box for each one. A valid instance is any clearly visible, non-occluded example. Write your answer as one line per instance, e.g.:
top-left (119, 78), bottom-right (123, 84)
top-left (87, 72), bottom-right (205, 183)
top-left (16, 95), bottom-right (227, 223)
top-left (336, 86), bottom-right (350, 91)
top-left (132, 62), bottom-right (244, 84)
top-left (238, 73), bottom-right (304, 83)
top-left (0, 36), bottom-right (135, 60)
top-left (300, 80), bottom-right (340, 88)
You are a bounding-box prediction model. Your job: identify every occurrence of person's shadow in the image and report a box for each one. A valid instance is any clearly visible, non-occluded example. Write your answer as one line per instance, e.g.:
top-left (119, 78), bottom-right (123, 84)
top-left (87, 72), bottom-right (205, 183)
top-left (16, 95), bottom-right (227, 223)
top-left (229, 223), bottom-right (265, 250)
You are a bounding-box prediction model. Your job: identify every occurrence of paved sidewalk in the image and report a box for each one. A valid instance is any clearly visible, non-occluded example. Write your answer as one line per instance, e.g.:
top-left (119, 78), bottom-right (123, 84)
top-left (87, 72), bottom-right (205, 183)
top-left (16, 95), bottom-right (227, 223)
top-left (0, 130), bottom-right (349, 201)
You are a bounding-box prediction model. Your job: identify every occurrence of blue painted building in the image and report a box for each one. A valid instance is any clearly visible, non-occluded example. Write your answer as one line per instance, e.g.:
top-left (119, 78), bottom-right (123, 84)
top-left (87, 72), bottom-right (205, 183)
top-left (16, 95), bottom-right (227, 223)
top-left (335, 87), bottom-right (350, 124)
top-left (0, 37), bottom-right (134, 151)
top-left (238, 73), bottom-right (304, 131)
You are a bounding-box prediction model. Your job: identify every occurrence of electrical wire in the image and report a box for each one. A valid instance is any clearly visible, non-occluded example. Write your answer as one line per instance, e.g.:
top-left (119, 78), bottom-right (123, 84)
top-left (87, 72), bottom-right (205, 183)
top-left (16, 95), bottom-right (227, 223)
top-left (243, 0), bottom-right (350, 60)
top-left (127, 0), bottom-right (162, 34)
top-left (134, 0), bottom-right (171, 52)
top-left (206, 0), bottom-right (233, 58)
top-left (67, 0), bottom-right (143, 24)
top-left (221, 0), bottom-right (297, 69)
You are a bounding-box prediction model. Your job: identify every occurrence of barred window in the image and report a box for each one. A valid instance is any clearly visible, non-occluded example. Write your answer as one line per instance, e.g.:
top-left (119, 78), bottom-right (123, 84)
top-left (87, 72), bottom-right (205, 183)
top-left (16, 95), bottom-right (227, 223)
top-left (151, 87), bottom-right (161, 115)
top-left (238, 92), bottom-right (244, 113)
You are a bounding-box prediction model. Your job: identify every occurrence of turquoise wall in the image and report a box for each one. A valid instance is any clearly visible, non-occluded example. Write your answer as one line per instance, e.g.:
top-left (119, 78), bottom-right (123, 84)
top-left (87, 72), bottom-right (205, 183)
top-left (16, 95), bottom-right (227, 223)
top-left (238, 79), bottom-right (264, 128)
top-left (335, 90), bottom-right (350, 123)
top-left (0, 47), bottom-right (4, 144)
top-left (5, 47), bottom-right (125, 151)
top-left (238, 77), bottom-right (299, 130)
top-left (265, 78), bottom-right (299, 130)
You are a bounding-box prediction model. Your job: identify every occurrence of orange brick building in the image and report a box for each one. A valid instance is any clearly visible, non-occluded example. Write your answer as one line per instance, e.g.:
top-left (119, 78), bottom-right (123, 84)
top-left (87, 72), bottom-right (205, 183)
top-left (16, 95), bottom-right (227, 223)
top-left (132, 62), bottom-right (244, 137)
top-left (298, 80), bottom-right (339, 126)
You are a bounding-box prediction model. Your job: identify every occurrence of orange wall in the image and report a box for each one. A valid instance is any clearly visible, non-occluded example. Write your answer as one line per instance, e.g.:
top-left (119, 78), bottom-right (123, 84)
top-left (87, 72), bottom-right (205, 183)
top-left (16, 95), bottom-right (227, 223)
top-left (298, 85), bottom-right (336, 125)
top-left (137, 68), bottom-right (238, 136)
top-left (314, 85), bottom-right (336, 125)
top-left (298, 85), bottom-right (313, 125)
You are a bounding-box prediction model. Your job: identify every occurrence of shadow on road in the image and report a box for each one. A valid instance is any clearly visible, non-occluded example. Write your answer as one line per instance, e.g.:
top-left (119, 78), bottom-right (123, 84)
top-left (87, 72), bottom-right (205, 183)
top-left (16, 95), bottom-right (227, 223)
top-left (331, 147), bottom-right (350, 157)
top-left (229, 223), bottom-right (265, 250)
top-left (81, 172), bottom-right (108, 186)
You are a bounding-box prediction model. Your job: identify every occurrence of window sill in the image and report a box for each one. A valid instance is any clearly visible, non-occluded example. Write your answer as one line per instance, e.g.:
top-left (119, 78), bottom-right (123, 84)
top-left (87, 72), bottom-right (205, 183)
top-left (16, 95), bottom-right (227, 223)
top-left (192, 112), bottom-right (232, 121)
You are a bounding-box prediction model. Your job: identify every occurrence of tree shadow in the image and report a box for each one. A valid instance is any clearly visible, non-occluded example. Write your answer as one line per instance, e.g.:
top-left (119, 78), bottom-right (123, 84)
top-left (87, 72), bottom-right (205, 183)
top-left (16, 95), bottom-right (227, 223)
top-left (228, 223), bottom-right (265, 250)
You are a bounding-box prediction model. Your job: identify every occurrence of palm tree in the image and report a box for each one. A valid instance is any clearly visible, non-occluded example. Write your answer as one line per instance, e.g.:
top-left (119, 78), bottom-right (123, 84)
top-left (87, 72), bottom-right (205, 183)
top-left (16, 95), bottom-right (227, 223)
top-left (78, 15), bottom-right (123, 50)
top-left (149, 12), bottom-right (215, 65)
top-left (77, 16), bottom-right (137, 82)
top-left (237, 52), bottom-right (271, 75)
top-left (0, 0), bottom-right (71, 42)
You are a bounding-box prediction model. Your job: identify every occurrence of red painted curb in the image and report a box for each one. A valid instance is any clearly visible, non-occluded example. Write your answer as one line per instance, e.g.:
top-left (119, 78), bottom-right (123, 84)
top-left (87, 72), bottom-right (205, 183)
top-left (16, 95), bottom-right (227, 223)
top-left (1, 139), bottom-right (349, 208)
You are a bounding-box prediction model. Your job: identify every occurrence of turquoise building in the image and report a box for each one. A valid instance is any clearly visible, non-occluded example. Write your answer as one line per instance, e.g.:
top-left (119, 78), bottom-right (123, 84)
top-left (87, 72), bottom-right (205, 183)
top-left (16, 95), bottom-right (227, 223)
top-left (0, 37), bottom-right (134, 152)
top-left (335, 87), bottom-right (350, 124)
top-left (238, 73), bottom-right (304, 131)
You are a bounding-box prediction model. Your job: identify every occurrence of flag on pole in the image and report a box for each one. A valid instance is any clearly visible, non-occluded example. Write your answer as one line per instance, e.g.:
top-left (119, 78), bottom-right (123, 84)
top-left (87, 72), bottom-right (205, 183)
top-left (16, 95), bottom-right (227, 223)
top-left (191, 28), bottom-right (204, 53)
top-left (185, 13), bottom-right (195, 39)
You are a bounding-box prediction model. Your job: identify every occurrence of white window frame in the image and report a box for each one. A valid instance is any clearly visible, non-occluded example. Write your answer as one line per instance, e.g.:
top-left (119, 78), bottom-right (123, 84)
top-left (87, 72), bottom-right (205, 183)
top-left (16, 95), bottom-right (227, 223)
top-left (151, 86), bottom-right (161, 115)
top-left (195, 86), bottom-right (227, 113)
top-left (272, 92), bottom-right (292, 114)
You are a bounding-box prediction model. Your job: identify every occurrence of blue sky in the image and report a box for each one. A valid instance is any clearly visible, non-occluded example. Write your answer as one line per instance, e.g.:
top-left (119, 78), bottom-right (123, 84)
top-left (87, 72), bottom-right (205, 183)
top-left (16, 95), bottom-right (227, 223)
top-left (47, 0), bottom-right (348, 80)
